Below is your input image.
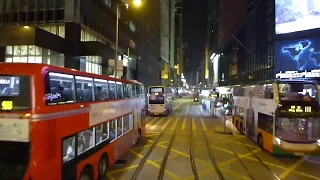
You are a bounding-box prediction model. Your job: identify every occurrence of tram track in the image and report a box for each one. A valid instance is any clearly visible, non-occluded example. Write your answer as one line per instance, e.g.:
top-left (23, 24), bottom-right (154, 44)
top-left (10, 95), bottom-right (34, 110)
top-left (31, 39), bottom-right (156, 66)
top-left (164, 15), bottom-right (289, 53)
top-left (130, 99), bottom-right (187, 180)
top-left (230, 132), bottom-right (281, 180)
top-left (199, 119), bottom-right (225, 180)
top-left (157, 115), bottom-right (182, 179)
top-left (188, 104), bottom-right (199, 180)
top-left (195, 105), bottom-right (225, 179)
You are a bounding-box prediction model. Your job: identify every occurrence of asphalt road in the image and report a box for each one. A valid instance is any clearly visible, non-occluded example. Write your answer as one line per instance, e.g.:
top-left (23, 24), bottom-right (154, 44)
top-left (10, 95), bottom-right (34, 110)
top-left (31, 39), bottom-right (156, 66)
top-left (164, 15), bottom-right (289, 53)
top-left (107, 97), bottom-right (320, 180)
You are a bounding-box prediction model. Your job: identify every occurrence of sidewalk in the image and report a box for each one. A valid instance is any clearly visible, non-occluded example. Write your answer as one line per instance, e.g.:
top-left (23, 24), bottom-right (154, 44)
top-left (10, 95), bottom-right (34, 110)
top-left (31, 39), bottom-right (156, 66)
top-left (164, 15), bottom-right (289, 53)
top-left (198, 105), bottom-right (239, 135)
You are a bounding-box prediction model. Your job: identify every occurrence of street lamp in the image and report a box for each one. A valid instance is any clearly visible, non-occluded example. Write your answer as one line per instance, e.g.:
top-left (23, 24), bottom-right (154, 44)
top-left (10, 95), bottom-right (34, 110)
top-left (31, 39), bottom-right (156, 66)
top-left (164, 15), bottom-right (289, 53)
top-left (114, 0), bottom-right (142, 78)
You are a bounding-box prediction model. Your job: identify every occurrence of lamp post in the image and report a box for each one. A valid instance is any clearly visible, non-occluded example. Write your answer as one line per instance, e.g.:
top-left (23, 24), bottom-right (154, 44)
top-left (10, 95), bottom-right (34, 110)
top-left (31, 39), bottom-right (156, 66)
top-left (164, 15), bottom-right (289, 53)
top-left (114, 0), bottom-right (142, 78)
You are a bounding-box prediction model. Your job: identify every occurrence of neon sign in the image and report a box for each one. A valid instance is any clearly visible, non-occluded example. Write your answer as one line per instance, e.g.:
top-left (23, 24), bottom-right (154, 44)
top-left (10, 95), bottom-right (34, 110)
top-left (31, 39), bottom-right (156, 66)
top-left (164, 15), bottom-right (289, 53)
top-left (1, 101), bottom-right (13, 110)
top-left (288, 105), bottom-right (312, 113)
top-left (276, 70), bottom-right (320, 79)
top-left (0, 79), bottom-right (10, 84)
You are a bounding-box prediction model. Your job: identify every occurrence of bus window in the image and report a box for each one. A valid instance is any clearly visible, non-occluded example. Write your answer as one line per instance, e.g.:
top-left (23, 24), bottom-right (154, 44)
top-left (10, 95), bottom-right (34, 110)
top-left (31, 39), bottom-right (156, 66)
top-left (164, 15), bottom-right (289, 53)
top-left (149, 87), bottom-right (165, 104)
top-left (95, 121), bottom-right (109, 144)
top-left (136, 85), bottom-right (141, 97)
top-left (279, 83), bottom-right (317, 101)
top-left (276, 117), bottom-right (320, 143)
top-left (47, 72), bottom-right (75, 105)
top-left (234, 106), bottom-right (244, 117)
top-left (116, 82), bottom-right (123, 99)
top-left (258, 113), bottom-right (273, 134)
top-left (62, 136), bottom-right (75, 163)
top-left (109, 120), bottom-right (116, 141)
top-left (117, 117), bottom-right (123, 137)
top-left (78, 128), bottom-right (94, 154)
top-left (108, 81), bottom-right (116, 99)
top-left (0, 75), bottom-right (31, 111)
top-left (123, 83), bottom-right (130, 98)
top-left (94, 79), bottom-right (109, 101)
top-left (123, 115), bottom-right (130, 133)
top-left (75, 76), bottom-right (93, 102)
top-left (132, 85), bottom-right (136, 97)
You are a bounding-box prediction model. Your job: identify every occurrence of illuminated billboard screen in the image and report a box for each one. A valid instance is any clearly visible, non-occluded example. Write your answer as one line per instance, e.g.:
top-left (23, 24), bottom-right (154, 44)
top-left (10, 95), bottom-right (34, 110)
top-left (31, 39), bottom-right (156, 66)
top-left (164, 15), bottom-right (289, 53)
top-left (275, 37), bottom-right (320, 78)
top-left (275, 0), bottom-right (320, 34)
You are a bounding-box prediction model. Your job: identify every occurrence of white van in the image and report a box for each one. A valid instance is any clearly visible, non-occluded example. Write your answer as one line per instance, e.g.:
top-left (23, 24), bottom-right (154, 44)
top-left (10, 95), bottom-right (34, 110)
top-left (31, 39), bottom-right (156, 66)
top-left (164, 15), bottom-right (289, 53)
top-left (147, 86), bottom-right (173, 116)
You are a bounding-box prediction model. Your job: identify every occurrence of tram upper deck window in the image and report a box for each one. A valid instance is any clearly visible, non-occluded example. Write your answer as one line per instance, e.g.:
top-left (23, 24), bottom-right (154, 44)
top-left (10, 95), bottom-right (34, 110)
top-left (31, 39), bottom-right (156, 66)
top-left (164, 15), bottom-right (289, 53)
top-left (279, 83), bottom-right (318, 101)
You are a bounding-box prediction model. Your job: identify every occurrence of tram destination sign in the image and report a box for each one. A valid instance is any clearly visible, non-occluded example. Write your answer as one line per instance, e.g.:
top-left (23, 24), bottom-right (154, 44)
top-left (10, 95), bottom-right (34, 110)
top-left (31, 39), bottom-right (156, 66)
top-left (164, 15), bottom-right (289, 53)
top-left (276, 70), bottom-right (320, 79)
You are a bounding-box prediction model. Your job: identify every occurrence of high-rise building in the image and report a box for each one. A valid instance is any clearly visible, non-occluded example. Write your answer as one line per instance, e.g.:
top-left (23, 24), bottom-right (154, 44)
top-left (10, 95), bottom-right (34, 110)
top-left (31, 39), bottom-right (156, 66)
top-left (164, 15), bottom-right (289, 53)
top-left (160, 0), bottom-right (170, 86)
top-left (135, 0), bottom-right (161, 87)
top-left (218, 0), bottom-right (275, 86)
top-left (0, 0), bottom-right (163, 87)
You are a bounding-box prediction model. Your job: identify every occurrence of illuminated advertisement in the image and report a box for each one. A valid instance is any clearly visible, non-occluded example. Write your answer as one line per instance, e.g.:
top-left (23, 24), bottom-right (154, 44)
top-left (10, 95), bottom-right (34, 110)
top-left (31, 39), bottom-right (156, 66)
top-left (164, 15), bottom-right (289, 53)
top-left (275, 37), bottom-right (320, 78)
top-left (275, 0), bottom-right (320, 34)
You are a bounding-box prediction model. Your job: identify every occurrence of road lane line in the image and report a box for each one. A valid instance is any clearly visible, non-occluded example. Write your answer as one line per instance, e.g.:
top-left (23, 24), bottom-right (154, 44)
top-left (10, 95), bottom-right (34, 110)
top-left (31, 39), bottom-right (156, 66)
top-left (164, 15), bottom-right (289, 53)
top-left (106, 173), bottom-right (117, 180)
top-left (110, 165), bottom-right (141, 174)
top-left (200, 118), bottom-right (208, 131)
top-left (158, 141), bottom-right (169, 145)
top-left (181, 117), bottom-right (187, 131)
top-left (129, 150), bottom-right (180, 180)
top-left (150, 117), bottom-right (164, 130)
top-left (211, 146), bottom-right (234, 154)
top-left (145, 133), bottom-right (160, 138)
top-left (192, 118), bottom-right (196, 132)
top-left (279, 158), bottom-right (304, 179)
top-left (146, 117), bottom-right (159, 128)
top-left (171, 118), bottom-right (179, 131)
top-left (161, 117), bottom-right (172, 130)
top-left (294, 170), bottom-right (320, 180)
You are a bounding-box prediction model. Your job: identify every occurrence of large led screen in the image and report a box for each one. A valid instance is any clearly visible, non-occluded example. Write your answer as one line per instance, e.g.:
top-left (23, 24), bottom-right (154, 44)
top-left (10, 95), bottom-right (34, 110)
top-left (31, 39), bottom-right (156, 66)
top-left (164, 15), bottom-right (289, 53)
top-left (275, 37), bottom-right (320, 75)
top-left (275, 0), bottom-right (320, 34)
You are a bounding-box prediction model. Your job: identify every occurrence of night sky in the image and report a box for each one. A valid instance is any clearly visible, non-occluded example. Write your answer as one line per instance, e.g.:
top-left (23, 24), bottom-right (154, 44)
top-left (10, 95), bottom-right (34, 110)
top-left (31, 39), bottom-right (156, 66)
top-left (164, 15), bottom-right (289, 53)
top-left (183, 0), bottom-right (207, 84)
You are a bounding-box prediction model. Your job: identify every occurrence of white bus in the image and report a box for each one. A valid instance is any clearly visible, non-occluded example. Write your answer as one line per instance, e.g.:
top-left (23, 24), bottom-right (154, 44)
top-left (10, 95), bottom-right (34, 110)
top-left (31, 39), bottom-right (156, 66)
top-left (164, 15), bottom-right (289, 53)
top-left (147, 86), bottom-right (173, 116)
top-left (232, 79), bottom-right (320, 156)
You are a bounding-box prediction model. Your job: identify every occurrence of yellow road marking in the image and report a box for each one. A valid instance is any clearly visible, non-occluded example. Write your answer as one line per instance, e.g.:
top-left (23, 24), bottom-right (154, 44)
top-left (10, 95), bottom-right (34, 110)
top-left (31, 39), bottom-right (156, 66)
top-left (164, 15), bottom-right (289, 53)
top-left (279, 158), bottom-right (304, 179)
top-left (145, 133), bottom-right (160, 138)
top-left (141, 138), bottom-right (314, 180)
top-left (200, 118), bottom-right (208, 131)
top-left (181, 117), bottom-right (187, 131)
top-left (131, 144), bottom-right (152, 150)
top-left (294, 170), bottom-right (320, 180)
top-left (106, 173), bottom-right (116, 180)
top-left (161, 117), bottom-right (172, 130)
top-left (146, 117), bottom-right (158, 128)
top-left (158, 141), bottom-right (169, 145)
top-left (150, 117), bottom-right (164, 130)
top-left (110, 165), bottom-right (140, 174)
top-left (211, 146), bottom-right (234, 154)
top-left (129, 150), bottom-right (180, 180)
top-left (171, 118), bottom-right (179, 131)
top-left (218, 149), bottom-right (261, 168)
top-left (233, 141), bottom-right (258, 148)
top-left (192, 118), bottom-right (196, 132)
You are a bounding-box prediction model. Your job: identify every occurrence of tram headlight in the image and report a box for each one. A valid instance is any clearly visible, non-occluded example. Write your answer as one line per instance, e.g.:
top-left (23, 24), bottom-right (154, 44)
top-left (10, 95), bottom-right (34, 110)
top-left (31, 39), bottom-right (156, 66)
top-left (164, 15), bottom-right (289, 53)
top-left (317, 139), bottom-right (320, 146)
top-left (276, 137), bottom-right (281, 145)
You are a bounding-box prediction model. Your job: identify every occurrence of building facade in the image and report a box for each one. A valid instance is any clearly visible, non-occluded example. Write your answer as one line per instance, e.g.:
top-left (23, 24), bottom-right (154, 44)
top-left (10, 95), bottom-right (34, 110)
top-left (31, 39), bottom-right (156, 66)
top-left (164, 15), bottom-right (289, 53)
top-left (160, 0), bottom-right (170, 86)
top-left (0, 0), bottom-right (161, 86)
top-left (217, 0), bottom-right (274, 86)
top-left (135, 0), bottom-right (161, 87)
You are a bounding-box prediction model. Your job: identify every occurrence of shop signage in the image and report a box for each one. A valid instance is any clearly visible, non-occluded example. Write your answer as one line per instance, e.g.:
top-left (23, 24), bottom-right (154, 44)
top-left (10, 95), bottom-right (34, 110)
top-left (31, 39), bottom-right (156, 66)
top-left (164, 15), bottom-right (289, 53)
top-left (276, 70), bottom-right (320, 79)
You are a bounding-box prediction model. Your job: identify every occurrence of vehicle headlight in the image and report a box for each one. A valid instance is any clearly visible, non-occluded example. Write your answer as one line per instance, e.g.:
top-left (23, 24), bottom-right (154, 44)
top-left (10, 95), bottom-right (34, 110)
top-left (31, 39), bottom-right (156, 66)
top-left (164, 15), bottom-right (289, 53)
top-left (317, 139), bottom-right (320, 146)
top-left (276, 137), bottom-right (281, 145)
